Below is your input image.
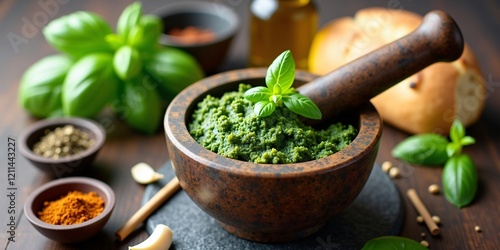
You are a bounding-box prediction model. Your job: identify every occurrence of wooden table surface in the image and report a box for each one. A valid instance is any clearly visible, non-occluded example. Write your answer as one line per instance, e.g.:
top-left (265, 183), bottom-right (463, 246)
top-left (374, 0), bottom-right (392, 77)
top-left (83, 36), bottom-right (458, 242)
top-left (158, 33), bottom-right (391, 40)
top-left (1, 0), bottom-right (499, 249)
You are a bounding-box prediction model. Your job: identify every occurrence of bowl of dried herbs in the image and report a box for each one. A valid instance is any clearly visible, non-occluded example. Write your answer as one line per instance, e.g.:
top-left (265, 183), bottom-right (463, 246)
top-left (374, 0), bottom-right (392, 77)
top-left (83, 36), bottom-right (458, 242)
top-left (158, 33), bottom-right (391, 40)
top-left (19, 117), bottom-right (105, 178)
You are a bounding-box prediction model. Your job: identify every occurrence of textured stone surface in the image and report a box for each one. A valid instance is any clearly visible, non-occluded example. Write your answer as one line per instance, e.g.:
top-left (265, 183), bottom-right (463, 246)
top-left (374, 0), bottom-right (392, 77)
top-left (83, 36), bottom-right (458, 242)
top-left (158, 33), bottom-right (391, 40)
top-left (143, 162), bottom-right (404, 250)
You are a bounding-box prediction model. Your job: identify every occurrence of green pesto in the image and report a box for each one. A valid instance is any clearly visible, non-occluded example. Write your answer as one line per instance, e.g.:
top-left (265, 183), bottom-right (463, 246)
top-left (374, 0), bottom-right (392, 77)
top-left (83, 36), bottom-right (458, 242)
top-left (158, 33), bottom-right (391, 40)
top-left (189, 84), bottom-right (358, 164)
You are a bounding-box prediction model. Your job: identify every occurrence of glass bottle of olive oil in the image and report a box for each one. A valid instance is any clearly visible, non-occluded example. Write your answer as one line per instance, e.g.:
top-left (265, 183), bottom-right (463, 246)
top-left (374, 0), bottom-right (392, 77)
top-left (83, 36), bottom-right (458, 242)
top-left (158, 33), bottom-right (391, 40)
top-left (249, 0), bottom-right (318, 70)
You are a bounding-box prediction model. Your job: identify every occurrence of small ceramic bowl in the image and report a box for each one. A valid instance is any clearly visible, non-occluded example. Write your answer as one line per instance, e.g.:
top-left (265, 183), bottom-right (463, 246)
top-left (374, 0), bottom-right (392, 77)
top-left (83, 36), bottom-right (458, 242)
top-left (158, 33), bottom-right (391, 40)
top-left (24, 177), bottom-right (115, 243)
top-left (153, 1), bottom-right (240, 73)
top-left (19, 117), bottom-right (106, 178)
top-left (164, 68), bottom-right (382, 243)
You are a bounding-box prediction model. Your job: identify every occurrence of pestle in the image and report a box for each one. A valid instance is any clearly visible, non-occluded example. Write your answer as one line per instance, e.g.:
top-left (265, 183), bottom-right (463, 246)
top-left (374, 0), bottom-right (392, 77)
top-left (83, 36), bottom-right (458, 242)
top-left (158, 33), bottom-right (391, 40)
top-left (297, 10), bottom-right (464, 121)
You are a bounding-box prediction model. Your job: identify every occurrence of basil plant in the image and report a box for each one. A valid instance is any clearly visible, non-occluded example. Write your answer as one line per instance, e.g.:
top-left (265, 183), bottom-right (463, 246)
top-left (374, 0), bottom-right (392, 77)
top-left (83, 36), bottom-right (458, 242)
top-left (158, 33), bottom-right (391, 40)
top-left (19, 2), bottom-right (204, 134)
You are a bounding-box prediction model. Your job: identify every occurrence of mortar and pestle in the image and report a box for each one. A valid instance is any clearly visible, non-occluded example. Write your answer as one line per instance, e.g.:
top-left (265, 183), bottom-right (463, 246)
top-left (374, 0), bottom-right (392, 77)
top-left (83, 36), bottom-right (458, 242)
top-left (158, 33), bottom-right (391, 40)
top-left (164, 10), bottom-right (464, 243)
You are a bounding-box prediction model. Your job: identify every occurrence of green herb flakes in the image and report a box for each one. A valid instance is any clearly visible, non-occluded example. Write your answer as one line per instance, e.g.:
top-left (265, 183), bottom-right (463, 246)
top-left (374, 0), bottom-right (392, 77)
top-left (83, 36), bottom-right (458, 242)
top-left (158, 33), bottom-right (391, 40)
top-left (189, 84), bottom-right (357, 164)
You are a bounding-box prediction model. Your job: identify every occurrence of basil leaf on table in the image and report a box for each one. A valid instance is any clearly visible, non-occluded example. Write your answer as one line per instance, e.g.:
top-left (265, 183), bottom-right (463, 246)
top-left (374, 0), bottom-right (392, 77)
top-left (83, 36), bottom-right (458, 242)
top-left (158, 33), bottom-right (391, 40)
top-left (446, 142), bottom-right (462, 158)
top-left (43, 11), bottom-right (113, 58)
top-left (391, 120), bottom-right (478, 208)
top-left (362, 236), bottom-right (428, 250)
top-left (145, 47), bottom-right (204, 101)
top-left (62, 53), bottom-right (118, 117)
top-left (19, 54), bottom-right (73, 118)
top-left (447, 120), bottom-right (476, 157)
top-left (392, 134), bottom-right (449, 165)
top-left (113, 45), bottom-right (142, 81)
top-left (116, 1), bottom-right (142, 44)
top-left (121, 76), bottom-right (162, 134)
top-left (442, 154), bottom-right (478, 208)
top-left (450, 119), bottom-right (466, 143)
top-left (460, 136), bottom-right (476, 146)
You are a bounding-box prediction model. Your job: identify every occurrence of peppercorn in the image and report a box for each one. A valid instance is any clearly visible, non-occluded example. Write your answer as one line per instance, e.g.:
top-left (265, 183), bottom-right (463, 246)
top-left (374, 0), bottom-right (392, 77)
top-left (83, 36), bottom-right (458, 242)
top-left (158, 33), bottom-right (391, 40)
top-left (428, 184), bottom-right (440, 194)
top-left (432, 215), bottom-right (441, 224)
top-left (389, 167), bottom-right (400, 178)
top-left (33, 125), bottom-right (94, 159)
top-left (416, 215), bottom-right (424, 223)
top-left (381, 161), bottom-right (393, 173)
top-left (420, 240), bottom-right (429, 248)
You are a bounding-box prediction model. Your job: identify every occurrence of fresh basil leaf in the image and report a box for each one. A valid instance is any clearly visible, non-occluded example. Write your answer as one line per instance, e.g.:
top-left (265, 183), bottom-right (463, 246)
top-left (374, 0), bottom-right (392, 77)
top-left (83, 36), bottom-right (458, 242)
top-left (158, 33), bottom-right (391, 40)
top-left (145, 47), bottom-right (204, 101)
top-left (271, 94), bottom-right (282, 104)
top-left (272, 84), bottom-right (282, 95)
top-left (120, 76), bottom-right (162, 134)
top-left (62, 53), bottom-right (118, 117)
top-left (117, 1), bottom-right (142, 44)
top-left (47, 109), bottom-right (65, 118)
top-left (254, 100), bottom-right (276, 117)
top-left (19, 54), bottom-right (73, 118)
top-left (283, 93), bottom-right (322, 119)
top-left (244, 86), bottom-right (272, 103)
top-left (362, 236), bottom-right (428, 250)
top-left (244, 50), bottom-right (322, 119)
top-left (283, 88), bottom-right (297, 95)
top-left (446, 142), bottom-right (462, 158)
top-left (109, 80), bottom-right (126, 117)
top-left (113, 45), bottom-right (142, 80)
top-left (392, 134), bottom-right (449, 165)
top-left (442, 154), bottom-right (478, 208)
top-left (265, 50), bottom-right (295, 91)
top-left (450, 119), bottom-right (465, 143)
top-left (460, 136), bottom-right (476, 146)
top-left (43, 11), bottom-right (113, 58)
top-left (129, 15), bottom-right (162, 51)
top-left (105, 33), bottom-right (124, 50)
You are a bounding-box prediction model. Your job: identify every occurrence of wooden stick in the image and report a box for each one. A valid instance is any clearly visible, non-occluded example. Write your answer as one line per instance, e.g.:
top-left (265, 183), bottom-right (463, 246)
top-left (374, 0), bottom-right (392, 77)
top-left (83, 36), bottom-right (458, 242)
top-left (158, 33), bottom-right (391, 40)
top-left (115, 177), bottom-right (181, 241)
top-left (407, 188), bottom-right (440, 235)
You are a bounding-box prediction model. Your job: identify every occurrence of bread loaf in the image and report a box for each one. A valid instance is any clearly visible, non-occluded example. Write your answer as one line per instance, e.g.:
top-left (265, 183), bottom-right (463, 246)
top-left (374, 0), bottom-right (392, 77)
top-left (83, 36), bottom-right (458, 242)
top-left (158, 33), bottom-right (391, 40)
top-left (309, 8), bottom-right (486, 134)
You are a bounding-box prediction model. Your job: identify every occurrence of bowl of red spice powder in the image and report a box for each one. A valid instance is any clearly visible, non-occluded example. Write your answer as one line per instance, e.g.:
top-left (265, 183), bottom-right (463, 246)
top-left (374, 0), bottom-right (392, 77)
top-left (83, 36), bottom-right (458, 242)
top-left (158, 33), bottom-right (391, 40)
top-left (153, 1), bottom-right (240, 73)
top-left (24, 177), bottom-right (115, 243)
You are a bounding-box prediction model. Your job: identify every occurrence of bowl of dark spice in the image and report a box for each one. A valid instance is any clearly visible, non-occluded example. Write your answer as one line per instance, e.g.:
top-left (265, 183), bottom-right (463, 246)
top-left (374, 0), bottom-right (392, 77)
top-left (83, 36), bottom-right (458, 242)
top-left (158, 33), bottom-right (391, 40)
top-left (24, 177), bottom-right (115, 243)
top-left (153, 1), bottom-right (240, 73)
top-left (19, 117), bottom-right (106, 178)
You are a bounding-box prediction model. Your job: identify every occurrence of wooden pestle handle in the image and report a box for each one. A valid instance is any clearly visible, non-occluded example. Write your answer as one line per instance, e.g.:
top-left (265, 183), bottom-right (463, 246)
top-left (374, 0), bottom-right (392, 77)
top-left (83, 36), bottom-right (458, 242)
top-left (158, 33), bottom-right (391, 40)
top-left (298, 10), bottom-right (464, 120)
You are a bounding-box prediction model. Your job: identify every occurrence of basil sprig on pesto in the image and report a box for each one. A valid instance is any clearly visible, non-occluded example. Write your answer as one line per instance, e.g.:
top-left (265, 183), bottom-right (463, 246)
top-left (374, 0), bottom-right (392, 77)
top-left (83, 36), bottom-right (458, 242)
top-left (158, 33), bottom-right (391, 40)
top-left (244, 50), bottom-right (322, 119)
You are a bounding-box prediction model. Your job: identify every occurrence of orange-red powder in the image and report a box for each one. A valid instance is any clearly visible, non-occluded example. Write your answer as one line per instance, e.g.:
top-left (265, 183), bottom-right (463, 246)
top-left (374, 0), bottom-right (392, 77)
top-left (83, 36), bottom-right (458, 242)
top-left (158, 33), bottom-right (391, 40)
top-left (38, 190), bottom-right (104, 225)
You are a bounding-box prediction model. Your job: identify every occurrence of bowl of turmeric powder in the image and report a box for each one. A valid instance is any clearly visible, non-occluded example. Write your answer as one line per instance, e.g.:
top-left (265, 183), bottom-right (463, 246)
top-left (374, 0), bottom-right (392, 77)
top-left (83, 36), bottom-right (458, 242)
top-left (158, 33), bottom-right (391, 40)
top-left (24, 177), bottom-right (115, 243)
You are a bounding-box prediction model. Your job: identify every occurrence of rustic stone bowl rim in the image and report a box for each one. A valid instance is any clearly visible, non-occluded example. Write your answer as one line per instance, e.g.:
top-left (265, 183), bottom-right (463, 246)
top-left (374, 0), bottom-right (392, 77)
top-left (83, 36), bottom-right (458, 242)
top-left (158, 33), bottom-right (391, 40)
top-left (165, 68), bottom-right (382, 177)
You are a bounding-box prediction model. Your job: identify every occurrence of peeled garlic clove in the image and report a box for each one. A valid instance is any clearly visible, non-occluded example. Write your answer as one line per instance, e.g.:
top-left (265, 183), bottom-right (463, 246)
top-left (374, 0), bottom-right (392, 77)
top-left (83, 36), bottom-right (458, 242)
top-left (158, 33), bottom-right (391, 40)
top-left (131, 162), bottom-right (164, 184)
top-left (129, 224), bottom-right (173, 250)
